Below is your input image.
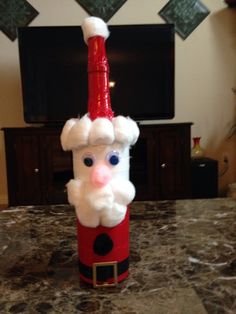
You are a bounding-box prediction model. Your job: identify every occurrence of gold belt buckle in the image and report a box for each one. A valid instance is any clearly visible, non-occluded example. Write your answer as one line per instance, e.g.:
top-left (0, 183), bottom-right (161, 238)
top-left (92, 261), bottom-right (118, 288)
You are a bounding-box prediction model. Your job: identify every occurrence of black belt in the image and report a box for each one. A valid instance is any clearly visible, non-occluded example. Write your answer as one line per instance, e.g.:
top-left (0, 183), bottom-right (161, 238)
top-left (78, 257), bottom-right (129, 282)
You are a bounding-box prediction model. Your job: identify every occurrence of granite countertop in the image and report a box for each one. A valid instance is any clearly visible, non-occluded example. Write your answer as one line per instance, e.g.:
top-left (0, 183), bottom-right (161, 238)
top-left (0, 198), bottom-right (236, 314)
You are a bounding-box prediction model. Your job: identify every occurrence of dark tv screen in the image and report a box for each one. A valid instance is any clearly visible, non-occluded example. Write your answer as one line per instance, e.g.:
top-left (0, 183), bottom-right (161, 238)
top-left (17, 24), bottom-right (175, 123)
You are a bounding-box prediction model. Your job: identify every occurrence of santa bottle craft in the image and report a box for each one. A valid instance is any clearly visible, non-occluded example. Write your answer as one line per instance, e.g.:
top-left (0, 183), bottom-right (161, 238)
top-left (61, 17), bottom-right (139, 287)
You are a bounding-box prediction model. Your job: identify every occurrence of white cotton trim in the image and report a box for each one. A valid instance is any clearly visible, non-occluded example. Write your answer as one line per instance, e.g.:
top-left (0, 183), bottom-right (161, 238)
top-left (126, 117), bottom-right (140, 145)
top-left (66, 178), bottom-right (135, 228)
top-left (60, 118), bottom-right (78, 151)
top-left (89, 118), bottom-right (114, 145)
top-left (61, 114), bottom-right (139, 151)
top-left (66, 179), bottom-right (81, 207)
top-left (60, 115), bottom-right (92, 151)
top-left (113, 115), bottom-right (140, 145)
top-left (81, 17), bottom-right (109, 44)
top-left (110, 179), bottom-right (135, 205)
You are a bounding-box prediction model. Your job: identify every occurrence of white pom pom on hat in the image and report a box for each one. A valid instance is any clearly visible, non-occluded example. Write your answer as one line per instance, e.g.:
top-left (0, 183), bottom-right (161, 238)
top-left (81, 16), bottom-right (109, 44)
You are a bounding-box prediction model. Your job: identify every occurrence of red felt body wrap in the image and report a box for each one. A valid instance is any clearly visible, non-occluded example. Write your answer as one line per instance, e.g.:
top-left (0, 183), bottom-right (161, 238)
top-left (77, 208), bottom-right (129, 285)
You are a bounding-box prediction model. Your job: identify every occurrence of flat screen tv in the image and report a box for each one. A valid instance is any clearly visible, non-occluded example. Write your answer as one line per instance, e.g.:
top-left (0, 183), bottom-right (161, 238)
top-left (17, 24), bottom-right (175, 124)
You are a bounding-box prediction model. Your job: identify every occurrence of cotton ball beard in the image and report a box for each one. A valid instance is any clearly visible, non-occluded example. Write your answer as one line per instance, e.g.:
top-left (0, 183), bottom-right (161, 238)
top-left (67, 143), bottom-right (135, 228)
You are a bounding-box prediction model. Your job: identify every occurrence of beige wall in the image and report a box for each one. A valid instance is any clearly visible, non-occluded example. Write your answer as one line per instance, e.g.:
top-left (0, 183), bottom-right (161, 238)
top-left (0, 0), bottom-right (235, 203)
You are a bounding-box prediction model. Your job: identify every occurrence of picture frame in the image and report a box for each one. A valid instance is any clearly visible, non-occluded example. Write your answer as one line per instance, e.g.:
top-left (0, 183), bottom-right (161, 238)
top-left (0, 0), bottom-right (38, 41)
top-left (75, 0), bottom-right (127, 22)
top-left (159, 0), bottom-right (210, 40)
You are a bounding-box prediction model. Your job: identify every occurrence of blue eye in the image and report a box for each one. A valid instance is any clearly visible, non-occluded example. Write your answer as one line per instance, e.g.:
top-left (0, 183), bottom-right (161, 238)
top-left (107, 151), bottom-right (120, 166)
top-left (82, 154), bottom-right (94, 167)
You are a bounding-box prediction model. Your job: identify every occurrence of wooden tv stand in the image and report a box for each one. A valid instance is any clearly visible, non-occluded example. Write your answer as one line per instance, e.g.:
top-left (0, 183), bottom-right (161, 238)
top-left (3, 123), bottom-right (192, 206)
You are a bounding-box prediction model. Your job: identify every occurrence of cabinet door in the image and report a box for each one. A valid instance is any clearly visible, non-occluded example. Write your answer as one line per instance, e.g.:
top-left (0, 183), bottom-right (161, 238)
top-left (130, 127), bottom-right (155, 200)
top-left (156, 126), bottom-right (191, 200)
top-left (5, 133), bottom-right (42, 205)
top-left (43, 133), bottom-right (73, 204)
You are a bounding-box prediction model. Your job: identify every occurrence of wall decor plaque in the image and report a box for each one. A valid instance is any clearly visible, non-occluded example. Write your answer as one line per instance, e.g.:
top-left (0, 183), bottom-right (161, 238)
top-left (159, 0), bottom-right (210, 39)
top-left (75, 0), bottom-right (127, 22)
top-left (0, 0), bottom-right (38, 41)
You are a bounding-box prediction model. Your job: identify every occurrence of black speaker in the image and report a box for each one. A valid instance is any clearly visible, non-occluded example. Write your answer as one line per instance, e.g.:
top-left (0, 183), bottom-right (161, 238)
top-left (191, 158), bottom-right (218, 198)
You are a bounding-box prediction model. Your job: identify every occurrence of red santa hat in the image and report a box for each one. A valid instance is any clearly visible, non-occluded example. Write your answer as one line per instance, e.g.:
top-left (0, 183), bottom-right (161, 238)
top-left (82, 17), bottom-right (113, 121)
top-left (61, 17), bottom-right (139, 151)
